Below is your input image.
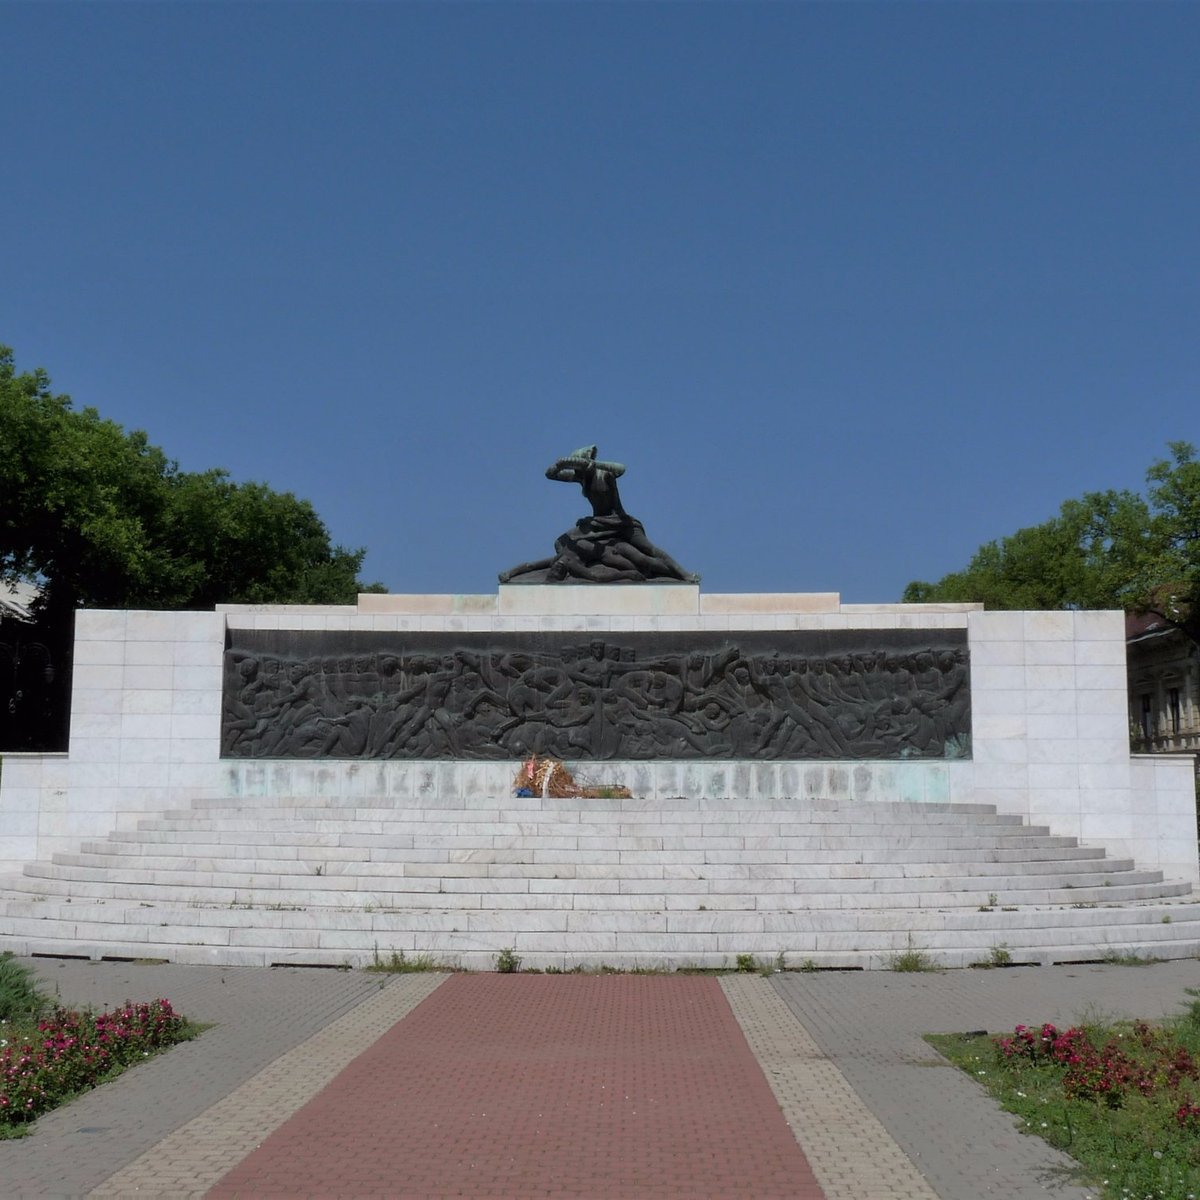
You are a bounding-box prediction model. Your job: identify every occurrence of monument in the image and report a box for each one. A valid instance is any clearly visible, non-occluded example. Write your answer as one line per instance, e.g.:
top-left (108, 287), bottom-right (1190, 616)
top-left (0, 445), bottom-right (1197, 970)
top-left (499, 445), bottom-right (697, 585)
top-left (222, 447), bottom-right (969, 763)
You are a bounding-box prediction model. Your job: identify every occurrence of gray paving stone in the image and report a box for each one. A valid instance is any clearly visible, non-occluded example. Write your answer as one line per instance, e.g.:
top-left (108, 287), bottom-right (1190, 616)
top-left (723, 975), bottom-right (938, 1199)
top-left (1, 957), bottom-right (388, 1198)
top-left (772, 959), bottom-right (1200, 1200)
top-left (90, 973), bottom-right (446, 1198)
top-left (4, 955), bottom-right (1199, 1199)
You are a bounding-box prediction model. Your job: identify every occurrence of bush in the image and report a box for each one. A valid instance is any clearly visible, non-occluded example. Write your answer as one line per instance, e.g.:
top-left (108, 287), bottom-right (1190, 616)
top-left (0, 954), bottom-right (45, 1022)
top-left (1, 998), bottom-right (194, 1131)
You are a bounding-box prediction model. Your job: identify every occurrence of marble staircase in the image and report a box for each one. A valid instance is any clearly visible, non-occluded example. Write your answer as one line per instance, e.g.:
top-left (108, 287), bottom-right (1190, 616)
top-left (2, 791), bottom-right (1197, 970)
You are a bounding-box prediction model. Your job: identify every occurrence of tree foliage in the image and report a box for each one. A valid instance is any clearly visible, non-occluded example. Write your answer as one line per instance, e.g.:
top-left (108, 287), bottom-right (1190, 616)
top-left (903, 442), bottom-right (1200, 647)
top-left (0, 344), bottom-right (382, 749)
top-left (0, 344), bottom-right (378, 616)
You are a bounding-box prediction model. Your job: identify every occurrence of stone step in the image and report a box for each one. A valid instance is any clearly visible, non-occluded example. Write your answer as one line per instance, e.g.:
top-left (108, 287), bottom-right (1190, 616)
top-left (4, 898), bottom-right (1199, 972)
top-left (105, 828), bottom-right (1062, 853)
top-left (3, 893), bottom-right (1196, 934)
top-left (147, 806), bottom-right (1032, 825)
top-left (9, 917), bottom-right (1199, 953)
top-left (187, 795), bottom-right (1010, 817)
top-left (67, 845), bottom-right (1106, 873)
top-left (129, 819), bottom-right (1050, 848)
top-left (6, 869), bottom-right (1183, 909)
top-left (100, 820), bottom-right (1075, 842)
top-left (532, 798), bottom-right (1021, 817)
top-left (5, 787), bottom-right (1191, 971)
top-left (10, 939), bottom-right (1196, 972)
top-left (13, 878), bottom-right (1186, 914)
top-left (87, 830), bottom-right (1080, 859)
top-left (51, 849), bottom-right (1118, 879)
top-left (26, 854), bottom-right (1145, 887)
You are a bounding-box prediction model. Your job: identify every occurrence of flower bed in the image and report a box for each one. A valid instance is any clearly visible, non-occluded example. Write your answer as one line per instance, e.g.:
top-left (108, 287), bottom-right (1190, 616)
top-left (930, 993), bottom-right (1200, 1199)
top-left (1, 998), bottom-right (197, 1134)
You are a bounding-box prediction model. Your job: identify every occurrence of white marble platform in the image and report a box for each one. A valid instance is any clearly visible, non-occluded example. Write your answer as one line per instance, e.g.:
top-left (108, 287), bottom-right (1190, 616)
top-left (0, 590), bottom-right (1196, 904)
top-left (1, 790), bottom-right (1197, 970)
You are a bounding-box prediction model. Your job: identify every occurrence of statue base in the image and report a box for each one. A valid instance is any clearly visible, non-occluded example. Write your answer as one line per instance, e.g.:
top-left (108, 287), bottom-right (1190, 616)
top-left (357, 585), bottom-right (844, 617)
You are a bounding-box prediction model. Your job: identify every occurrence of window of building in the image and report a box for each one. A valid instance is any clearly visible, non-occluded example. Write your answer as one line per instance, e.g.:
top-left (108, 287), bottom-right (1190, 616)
top-left (1141, 694), bottom-right (1153, 740)
top-left (1169, 687), bottom-right (1182, 734)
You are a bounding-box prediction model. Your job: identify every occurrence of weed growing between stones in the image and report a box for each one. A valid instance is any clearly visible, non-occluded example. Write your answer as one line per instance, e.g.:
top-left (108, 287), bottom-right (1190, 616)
top-left (889, 936), bottom-right (940, 973)
top-left (979, 943), bottom-right (1013, 968)
top-left (968, 945), bottom-right (1020, 969)
top-left (733, 952), bottom-right (787, 975)
top-left (929, 990), bottom-right (1200, 1199)
top-left (366, 948), bottom-right (445, 974)
top-left (1100, 950), bottom-right (1161, 967)
top-left (494, 947), bottom-right (522, 973)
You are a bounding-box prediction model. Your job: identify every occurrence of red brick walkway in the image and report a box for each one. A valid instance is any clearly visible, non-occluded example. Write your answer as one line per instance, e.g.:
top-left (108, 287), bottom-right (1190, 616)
top-left (207, 974), bottom-right (825, 1199)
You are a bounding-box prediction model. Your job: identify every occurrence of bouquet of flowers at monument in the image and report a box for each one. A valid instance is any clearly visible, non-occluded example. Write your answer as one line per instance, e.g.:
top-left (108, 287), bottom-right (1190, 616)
top-left (512, 755), bottom-right (631, 800)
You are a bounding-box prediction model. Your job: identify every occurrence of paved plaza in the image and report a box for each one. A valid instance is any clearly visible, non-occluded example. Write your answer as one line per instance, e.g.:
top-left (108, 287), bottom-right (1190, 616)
top-left (3, 955), bottom-right (1200, 1198)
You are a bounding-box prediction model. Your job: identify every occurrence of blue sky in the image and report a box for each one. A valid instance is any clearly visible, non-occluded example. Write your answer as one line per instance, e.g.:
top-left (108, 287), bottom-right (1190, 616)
top-left (3, 1), bottom-right (1197, 601)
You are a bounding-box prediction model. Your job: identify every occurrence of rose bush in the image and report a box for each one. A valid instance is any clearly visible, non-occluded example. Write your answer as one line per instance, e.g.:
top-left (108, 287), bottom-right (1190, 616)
top-left (1, 999), bottom-right (189, 1128)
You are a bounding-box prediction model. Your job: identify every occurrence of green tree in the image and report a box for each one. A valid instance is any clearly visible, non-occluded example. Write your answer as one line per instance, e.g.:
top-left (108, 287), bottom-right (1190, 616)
top-left (0, 344), bottom-right (381, 748)
top-left (903, 442), bottom-right (1200, 648)
top-left (0, 345), bottom-right (378, 613)
top-left (154, 470), bottom-right (376, 609)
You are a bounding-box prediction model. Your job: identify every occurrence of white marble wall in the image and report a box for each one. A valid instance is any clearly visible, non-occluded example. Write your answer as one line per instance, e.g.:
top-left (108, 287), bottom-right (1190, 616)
top-left (218, 757), bottom-right (967, 808)
top-left (1, 594), bottom-right (1195, 886)
top-left (951, 610), bottom-right (1198, 885)
top-left (0, 610), bottom-right (226, 871)
top-left (0, 753), bottom-right (67, 869)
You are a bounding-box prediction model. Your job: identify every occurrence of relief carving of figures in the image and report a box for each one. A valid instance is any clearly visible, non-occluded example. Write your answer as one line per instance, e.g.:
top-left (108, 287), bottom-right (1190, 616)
top-left (222, 631), bottom-right (971, 762)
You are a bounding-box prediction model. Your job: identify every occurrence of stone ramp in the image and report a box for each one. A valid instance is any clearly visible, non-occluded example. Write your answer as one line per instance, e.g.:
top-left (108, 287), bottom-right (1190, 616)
top-left (0, 791), bottom-right (1195, 968)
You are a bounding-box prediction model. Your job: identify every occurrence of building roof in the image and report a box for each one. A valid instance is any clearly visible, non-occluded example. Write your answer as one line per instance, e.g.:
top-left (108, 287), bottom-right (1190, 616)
top-left (0, 579), bottom-right (38, 623)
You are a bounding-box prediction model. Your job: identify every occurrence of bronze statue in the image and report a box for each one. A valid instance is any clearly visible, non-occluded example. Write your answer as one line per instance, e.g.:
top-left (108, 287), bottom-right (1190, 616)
top-left (500, 445), bottom-right (699, 584)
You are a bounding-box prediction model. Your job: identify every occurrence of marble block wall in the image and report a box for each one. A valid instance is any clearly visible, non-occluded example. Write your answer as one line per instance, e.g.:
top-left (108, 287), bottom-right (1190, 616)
top-left (0, 610), bottom-right (225, 871)
top-left (0, 592), bottom-right (1195, 886)
top-left (959, 609), bottom-right (1197, 885)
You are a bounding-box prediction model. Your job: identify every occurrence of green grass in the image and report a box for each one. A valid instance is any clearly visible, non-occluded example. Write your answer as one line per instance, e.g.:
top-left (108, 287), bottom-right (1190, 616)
top-left (0, 953), bottom-right (46, 1022)
top-left (928, 990), bottom-right (1200, 1199)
